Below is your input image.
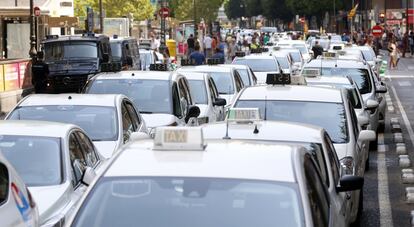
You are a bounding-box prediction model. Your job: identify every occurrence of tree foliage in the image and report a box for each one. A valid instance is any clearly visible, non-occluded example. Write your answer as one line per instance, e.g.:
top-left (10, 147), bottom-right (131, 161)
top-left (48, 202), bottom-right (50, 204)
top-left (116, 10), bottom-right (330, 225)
top-left (74, 0), bottom-right (155, 21)
top-left (224, 0), bottom-right (245, 20)
top-left (169, 0), bottom-right (224, 23)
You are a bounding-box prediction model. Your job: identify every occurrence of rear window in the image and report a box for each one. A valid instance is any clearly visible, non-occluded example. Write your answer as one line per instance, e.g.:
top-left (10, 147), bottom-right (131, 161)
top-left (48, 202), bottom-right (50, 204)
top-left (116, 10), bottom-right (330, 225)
top-left (304, 67), bottom-right (372, 94)
top-left (0, 163), bottom-right (9, 205)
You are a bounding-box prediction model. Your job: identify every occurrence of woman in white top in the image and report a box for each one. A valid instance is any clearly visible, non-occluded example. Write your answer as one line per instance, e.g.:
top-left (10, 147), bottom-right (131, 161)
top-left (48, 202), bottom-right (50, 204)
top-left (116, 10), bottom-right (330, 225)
top-left (389, 38), bottom-right (399, 69)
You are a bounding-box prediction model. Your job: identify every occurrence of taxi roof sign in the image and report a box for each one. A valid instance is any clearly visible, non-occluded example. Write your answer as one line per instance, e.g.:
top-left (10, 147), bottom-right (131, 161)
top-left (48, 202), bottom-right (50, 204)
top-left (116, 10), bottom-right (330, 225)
top-left (301, 68), bottom-right (321, 77)
top-left (322, 52), bottom-right (338, 58)
top-left (235, 51), bottom-right (246, 57)
top-left (266, 73), bottom-right (291, 85)
top-left (227, 108), bottom-right (261, 122)
top-left (207, 58), bottom-right (223, 65)
top-left (153, 127), bottom-right (205, 151)
top-left (150, 63), bottom-right (169, 71)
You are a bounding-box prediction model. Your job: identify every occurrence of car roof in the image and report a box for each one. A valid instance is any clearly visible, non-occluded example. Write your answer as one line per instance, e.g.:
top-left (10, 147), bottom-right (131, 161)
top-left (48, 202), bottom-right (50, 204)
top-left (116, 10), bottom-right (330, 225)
top-left (18, 94), bottom-right (122, 107)
top-left (104, 139), bottom-right (300, 182)
top-left (0, 120), bottom-right (76, 138)
top-left (178, 65), bottom-right (232, 73)
top-left (92, 70), bottom-right (176, 81)
top-left (305, 59), bottom-right (368, 68)
top-left (238, 85), bottom-right (342, 103)
top-left (219, 64), bottom-right (250, 70)
top-left (235, 55), bottom-right (275, 60)
top-left (202, 120), bottom-right (324, 143)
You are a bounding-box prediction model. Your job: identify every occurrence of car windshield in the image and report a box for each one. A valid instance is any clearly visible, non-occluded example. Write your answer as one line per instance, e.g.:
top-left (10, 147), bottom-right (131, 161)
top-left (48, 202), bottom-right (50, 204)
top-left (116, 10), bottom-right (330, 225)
top-left (304, 67), bottom-right (372, 94)
top-left (110, 42), bottom-right (122, 60)
top-left (235, 100), bottom-right (348, 143)
top-left (292, 44), bottom-right (307, 54)
top-left (86, 79), bottom-right (172, 114)
top-left (72, 177), bottom-right (303, 227)
top-left (276, 57), bottom-right (290, 69)
top-left (8, 106), bottom-right (118, 141)
top-left (44, 41), bottom-right (98, 61)
top-left (0, 135), bottom-right (61, 186)
top-left (235, 69), bottom-right (251, 86)
top-left (204, 72), bottom-right (234, 94)
top-left (289, 52), bottom-right (302, 63)
top-left (233, 59), bottom-right (279, 72)
top-left (188, 80), bottom-right (208, 104)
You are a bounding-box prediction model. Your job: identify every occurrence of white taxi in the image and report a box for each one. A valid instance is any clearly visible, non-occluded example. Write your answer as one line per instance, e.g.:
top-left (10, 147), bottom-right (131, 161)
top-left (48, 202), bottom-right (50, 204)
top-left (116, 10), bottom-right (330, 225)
top-left (0, 151), bottom-right (39, 227)
top-left (231, 74), bottom-right (376, 224)
top-left (177, 65), bottom-right (244, 107)
top-left (0, 121), bottom-right (104, 227)
top-left (6, 94), bottom-right (147, 159)
top-left (232, 55), bottom-right (283, 83)
top-left (179, 72), bottom-right (226, 123)
top-left (65, 127), bottom-right (362, 227)
top-left (203, 109), bottom-right (365, 225)
top-left (83, 70), bottom-right (201, 129)
top-left (219, 64), bottom-right (257, 87)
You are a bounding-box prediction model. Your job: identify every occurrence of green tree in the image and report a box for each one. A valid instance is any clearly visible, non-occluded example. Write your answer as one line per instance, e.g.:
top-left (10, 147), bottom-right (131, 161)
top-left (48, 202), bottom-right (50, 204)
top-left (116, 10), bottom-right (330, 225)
top-left (261, 0), bottom-right (292, 21)
top-left (74, 0), bottom-right (155, 20)
top-left (169, 0), bottom-right (223, 23)
top-left (224, 0), bottom-right (245, 20)
top-left (244, 0), bottom-right (262, 17)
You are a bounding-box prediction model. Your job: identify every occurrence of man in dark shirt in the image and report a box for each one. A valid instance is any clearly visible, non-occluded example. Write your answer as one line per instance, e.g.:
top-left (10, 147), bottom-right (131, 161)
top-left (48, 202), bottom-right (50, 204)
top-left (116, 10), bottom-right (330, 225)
top-left (312, 41), bottom-right (324, 59)
top-left (212, 48), bottom-right (225, 64)
top-left (187, 34), bottom-right (195, 57)
top-left (189, 45), bottom-right (205, 65)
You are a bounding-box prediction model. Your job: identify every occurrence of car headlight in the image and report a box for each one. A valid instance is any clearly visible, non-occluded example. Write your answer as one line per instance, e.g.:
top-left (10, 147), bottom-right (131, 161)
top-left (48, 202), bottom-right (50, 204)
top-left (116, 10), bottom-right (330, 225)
top-left (340, 156), bottom-right (355, 175)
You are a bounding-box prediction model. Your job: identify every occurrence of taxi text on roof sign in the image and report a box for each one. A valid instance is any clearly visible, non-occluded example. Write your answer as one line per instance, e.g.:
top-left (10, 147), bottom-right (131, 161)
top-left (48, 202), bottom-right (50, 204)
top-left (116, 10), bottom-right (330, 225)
top-left (301, 68), bottom-right (321, 77)
top-left (266, 73), bottom-right (291, 85)
top-left (153, 127), bottom-right (206, 151)
top-left (227, 108), bottom-right (261, 122)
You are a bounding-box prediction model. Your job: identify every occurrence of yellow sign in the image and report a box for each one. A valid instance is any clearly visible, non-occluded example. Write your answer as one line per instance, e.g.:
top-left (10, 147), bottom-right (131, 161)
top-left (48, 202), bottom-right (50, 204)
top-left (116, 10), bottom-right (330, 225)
top-left (164, 130), bottom-right (188, 143)
top-left (348, 3), bottom-right (359, 18)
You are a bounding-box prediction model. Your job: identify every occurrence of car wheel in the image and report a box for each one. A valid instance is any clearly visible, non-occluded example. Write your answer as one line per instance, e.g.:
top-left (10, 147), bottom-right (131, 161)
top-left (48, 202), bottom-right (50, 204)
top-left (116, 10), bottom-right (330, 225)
top-left (370, 133), bottom-right (378, 151)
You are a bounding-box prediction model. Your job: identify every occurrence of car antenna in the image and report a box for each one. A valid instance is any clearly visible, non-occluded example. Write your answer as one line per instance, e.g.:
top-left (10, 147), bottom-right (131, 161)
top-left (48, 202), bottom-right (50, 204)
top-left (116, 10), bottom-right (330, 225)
top-left (223, 85), bottom-right (232, 140)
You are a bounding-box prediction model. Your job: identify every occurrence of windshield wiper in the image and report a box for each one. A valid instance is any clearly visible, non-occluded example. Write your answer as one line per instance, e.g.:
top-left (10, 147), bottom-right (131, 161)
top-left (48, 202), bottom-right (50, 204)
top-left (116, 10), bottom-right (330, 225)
top-left (140, 111), bottom-right (153, 114)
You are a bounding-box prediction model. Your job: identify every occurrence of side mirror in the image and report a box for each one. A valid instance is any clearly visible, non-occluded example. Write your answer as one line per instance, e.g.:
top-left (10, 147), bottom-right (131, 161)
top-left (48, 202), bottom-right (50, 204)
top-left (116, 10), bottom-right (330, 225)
top-left (185, 105), bottom-right (200, 123)
top-left (358, 130), bottom-right (376, 142)
top-left (357, 116), bottom-right (370, 127)
top-left (336, 175), bottom-right (364, 192)
top-left (129, 132), bottom-right (150, 142)
top-left (126, 56), bottom-right (133, 66)
top-left (365, 99), bottom-right (379, 111)
top-left (213, 98), bottom-right (227, 106)
top-left (376, 85), bottom-right (387, 93)
top-left (81, 167), bottom-right (97, 186)
top-left (102, 53), bottom-right (110, 63)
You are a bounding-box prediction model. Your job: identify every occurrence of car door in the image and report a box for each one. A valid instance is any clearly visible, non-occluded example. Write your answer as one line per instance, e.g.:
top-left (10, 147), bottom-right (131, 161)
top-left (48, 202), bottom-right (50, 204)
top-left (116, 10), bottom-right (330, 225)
top-left (177, 78), bottom-right (193, 120)
top-left (172, 82), bottom-right (183, 125)
top-left (208, 78), bottom-right (225, 121)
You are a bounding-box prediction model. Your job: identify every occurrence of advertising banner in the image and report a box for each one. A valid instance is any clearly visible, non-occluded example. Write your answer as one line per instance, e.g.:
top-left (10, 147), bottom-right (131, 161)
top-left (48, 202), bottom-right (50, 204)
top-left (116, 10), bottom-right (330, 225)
top-left (4, 63), bottom-right (20, 91)
top-left (19, 61), bottom-right (29, 88)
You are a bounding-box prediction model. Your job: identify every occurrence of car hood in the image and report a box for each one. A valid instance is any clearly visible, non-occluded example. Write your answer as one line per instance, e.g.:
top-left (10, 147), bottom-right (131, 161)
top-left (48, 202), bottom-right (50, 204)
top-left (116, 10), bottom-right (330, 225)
top-left (333, 143), bottom-right (350, 160)
top-left (142, 113), bottom-right (177, 129)
top-left (93, 141), bottom-right (118, 159)
top-left (254, 71), bottom-right (280, 84)
top-left (29, 182), bottom-right (72, 224)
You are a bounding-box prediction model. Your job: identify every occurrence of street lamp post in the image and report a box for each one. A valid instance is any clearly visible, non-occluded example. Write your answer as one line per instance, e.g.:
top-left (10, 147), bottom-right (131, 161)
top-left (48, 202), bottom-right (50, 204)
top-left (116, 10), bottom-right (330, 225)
top-left (193, 0), bottom-right (197, 38)
top-left (99, 0), bottom-right (104, 33)
top-left (29, 0), bottom-right (37, 59)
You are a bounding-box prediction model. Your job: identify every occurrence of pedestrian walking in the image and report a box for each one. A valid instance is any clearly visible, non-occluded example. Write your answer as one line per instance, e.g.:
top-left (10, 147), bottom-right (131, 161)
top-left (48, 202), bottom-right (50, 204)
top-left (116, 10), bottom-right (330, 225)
top-left (402, 32), bottom-right (409, 58)
top-left (187, 34), bottom-right (195, 57)
top-left (227, 38), bottom-right (237, 62)
top-left (204, 35), bottom-right (213, 57)
top-left (189, 45), bottom-right (205, 65)
top-left (409, 32), bottom-right (414, 56)
top-left (388, 38), bottom-right (400, 69)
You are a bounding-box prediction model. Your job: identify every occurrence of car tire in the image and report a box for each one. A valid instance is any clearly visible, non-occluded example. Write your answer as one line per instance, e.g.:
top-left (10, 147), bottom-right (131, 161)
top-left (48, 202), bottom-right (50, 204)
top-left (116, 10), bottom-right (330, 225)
top-left (370, 134), bottom-right (378, 151)
top-left (365, 154), bottom-right (370, 171)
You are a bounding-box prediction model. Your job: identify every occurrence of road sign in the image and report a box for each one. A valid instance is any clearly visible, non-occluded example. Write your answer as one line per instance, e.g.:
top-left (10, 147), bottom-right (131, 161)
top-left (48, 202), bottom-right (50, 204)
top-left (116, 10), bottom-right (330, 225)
top-left (34, 6), bottom-right (40, 17)
top-left (159, 7), bottom-right (170, 18)
top-left (372, 25), bottom-right (384, 37)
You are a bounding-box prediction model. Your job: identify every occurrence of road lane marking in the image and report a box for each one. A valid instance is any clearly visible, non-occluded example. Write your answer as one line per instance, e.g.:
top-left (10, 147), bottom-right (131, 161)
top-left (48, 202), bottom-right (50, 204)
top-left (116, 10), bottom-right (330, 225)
top-left (398, 81), bottom-right (412, 87)
top-left (377, 132), bottom-right (394, 227)
top-left (390, 86), bottom-right (414, 148)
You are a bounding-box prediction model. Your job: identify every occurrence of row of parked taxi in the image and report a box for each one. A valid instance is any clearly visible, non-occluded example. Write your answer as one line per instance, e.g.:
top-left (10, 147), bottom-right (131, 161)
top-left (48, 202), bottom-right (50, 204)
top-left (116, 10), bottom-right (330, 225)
top-left (1, 36), bottom-right (387, 227)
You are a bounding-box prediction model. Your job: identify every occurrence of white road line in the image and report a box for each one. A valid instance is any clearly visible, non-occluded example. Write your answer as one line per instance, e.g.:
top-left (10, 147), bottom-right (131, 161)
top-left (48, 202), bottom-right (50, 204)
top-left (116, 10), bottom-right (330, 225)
top-left (377, 132), bottom-right (394, 227)
top-left (390, 86), bottom-right (414, 148)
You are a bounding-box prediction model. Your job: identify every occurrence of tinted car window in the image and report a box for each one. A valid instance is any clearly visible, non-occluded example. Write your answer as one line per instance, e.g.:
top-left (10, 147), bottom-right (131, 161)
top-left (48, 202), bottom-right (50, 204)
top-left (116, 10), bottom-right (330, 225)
top-left (276, 57), bottom-right (290, 69)
top-left (44, 41), bottom-right (98, 61)
top-left (0, 163), bottom-right (8, 205)
top-left (72, 177), bottom-right (304, 227)
top-left (0, 135), bottom-right (62, 186)
top-left (236, 100), bottom-right (348, 143)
